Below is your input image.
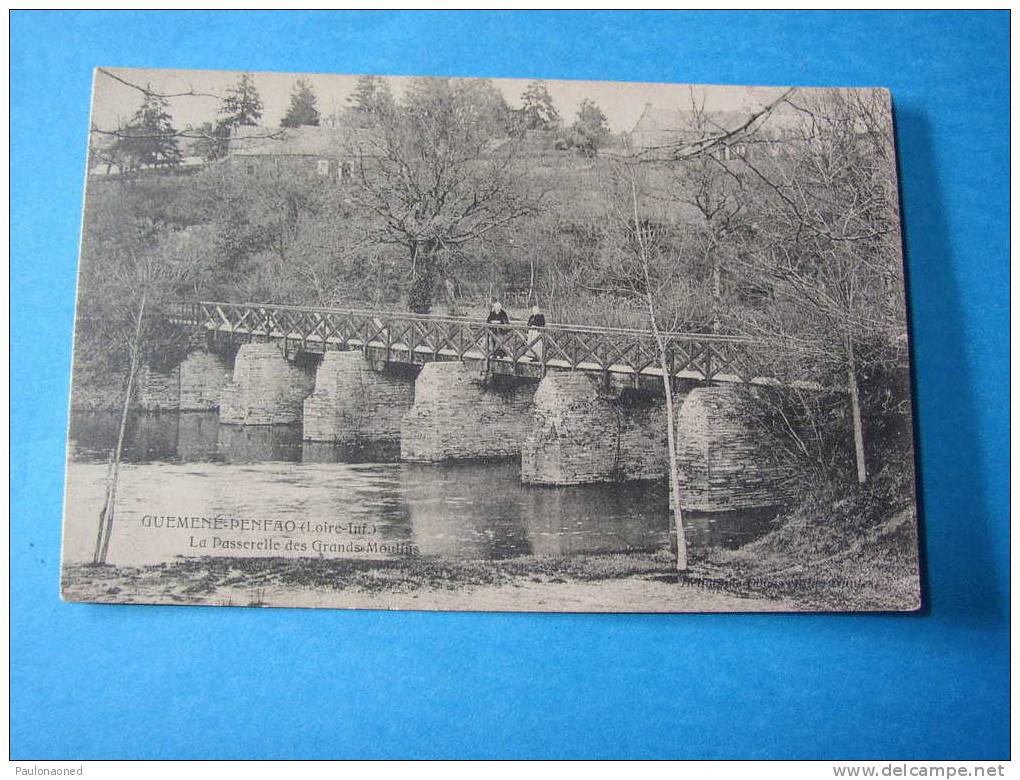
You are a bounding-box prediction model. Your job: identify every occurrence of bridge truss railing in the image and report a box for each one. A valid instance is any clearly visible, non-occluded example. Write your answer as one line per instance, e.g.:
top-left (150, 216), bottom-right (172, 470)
top-left (167, 300), bottom-right (770, 384)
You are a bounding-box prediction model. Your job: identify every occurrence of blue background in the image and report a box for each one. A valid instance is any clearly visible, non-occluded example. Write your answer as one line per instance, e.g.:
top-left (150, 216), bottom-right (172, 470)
top-left (10, 11), bottom-right (1010, 759)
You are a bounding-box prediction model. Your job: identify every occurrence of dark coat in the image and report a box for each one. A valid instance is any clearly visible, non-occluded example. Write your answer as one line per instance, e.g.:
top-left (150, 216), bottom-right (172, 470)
top-left (527, 313), bottom-right (546, 327)
top-left (486, 309), bottom-right (510, 325)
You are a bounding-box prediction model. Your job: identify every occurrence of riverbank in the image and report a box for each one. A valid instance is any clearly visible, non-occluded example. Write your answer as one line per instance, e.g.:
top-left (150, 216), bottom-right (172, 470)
top-left (61, 511), bottom-right (918, 613)
top-left (61, 550), bottom-right (794, 612)
top-left (688, 464), bottom-right (922, 612)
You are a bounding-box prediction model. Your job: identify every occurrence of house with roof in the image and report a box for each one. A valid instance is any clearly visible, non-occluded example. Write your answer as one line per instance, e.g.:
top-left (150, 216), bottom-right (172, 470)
top-left (629, 103), bottom-right (793, 160)
top-left (227, 124), bottom-right (374, 182)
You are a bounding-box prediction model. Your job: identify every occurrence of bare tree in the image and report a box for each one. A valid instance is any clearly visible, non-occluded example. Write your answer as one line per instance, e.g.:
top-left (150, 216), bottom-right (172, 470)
top-left (635, 88), bottom-right (795, 164)
top-left (666, 90), bottom-right (758, 335)
top-left (719, 89), bottom-right (904, 483)
top-left (352, 77), bottom-right (541, 313)
top-left (87, 227), bottom-right (205, 563)
top-left (597, 160), bottom-right (713, 572)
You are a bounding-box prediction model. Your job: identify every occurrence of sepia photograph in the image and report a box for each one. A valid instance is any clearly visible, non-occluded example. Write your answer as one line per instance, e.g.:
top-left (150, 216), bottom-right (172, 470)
top-left (60, 67), bottom-right (921, 613)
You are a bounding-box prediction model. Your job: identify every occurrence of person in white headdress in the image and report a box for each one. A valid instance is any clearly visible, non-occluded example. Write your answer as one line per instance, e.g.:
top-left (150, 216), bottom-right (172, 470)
top-left (486, 301), bottom-right (510, 359)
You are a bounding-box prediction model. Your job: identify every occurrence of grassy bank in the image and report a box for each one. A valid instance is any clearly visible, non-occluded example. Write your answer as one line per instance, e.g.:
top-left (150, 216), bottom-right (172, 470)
top-left (689, 464), bottom-right (921, 611)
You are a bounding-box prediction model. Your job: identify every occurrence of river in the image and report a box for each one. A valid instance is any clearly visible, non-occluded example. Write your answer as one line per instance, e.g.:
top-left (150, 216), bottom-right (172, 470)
top-left (63, 411), bottom-right (779, 568)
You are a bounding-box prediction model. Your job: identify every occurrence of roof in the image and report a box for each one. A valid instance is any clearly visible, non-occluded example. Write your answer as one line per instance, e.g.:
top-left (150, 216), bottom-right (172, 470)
top-left (631, 105), bottom-right (749, 138)
top-left (229, 124), bottom-right (375, 157)
top-left (630, 103), bottom-right (802, 148)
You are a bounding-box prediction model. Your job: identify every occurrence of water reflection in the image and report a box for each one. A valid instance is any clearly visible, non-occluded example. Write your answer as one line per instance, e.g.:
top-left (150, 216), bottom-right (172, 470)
top-left (68, 411), bottom-right (394, 465)
top-left (400, 463), bottom-right (533, 559)
top-left (302, 439), bottom-right (401, 464)
top-left (523, 482), bottom-right (670, 555)
top-left (64, 411), bottom-right (779, 566)
top-left (217, 423), bottom-right (303, 463)
top-left (684, 509), bottom-right (779, 551)
top-left (176, 413), bottom-right (220, 461)
top-left (69, 411), bottom-right (188, 463)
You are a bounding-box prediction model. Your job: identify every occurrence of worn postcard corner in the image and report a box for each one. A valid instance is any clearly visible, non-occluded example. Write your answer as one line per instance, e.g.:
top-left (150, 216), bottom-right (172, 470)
top-left (62, 68), bottom-right (921, 613)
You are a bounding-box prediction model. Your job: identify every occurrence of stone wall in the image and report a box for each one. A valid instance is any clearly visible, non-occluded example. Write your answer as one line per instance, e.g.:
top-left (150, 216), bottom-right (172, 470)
top-left (675, 385), bottom-right (789, 511)
top-left (303, 351), bottom-right (415, 443)
top-left (179, 351), bottom-right (232, 411)
top-left (219, 343), bottom-right (316, 425)
top-left (401, 361), bottom-right (536, 462)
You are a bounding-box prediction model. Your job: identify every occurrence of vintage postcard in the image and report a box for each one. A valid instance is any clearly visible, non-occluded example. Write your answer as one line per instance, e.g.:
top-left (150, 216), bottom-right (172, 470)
top-left (61, 67), bottom-right (921, 612)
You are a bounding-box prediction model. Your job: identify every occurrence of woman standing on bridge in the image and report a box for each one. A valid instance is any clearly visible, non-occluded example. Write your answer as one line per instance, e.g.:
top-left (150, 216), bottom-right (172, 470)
top-left (526, 305), bottom-right (545, 362)
top-left (486, 302), bottom-right (511, 359)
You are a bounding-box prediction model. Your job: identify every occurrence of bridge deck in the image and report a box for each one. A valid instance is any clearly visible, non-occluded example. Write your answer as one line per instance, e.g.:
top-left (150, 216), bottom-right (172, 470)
top-left (167, 300), bottom-right (789, 386)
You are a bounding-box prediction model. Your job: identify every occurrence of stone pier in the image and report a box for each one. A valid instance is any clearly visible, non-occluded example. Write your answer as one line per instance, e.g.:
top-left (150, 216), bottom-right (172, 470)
top-left (614, 388), bottom-right (676, 480)
top-left (219, 343), bottom-right (316, 425)
top-left (133, 350), bottom-right (232, 412)
top-left (136, 364), bottom-right (181, 411)
top-left (400, 361), bottom-right (536, 462)
top-left (675, 385), bottom-right (790, 511)
top-left (521, 373), bottom-right (677, 485)
top-left (303, 351), bottom-right (415, 443)
top-left (521, 373), bottom-right (618, 485)
top-left (179, 350), bottom-right (232, 410)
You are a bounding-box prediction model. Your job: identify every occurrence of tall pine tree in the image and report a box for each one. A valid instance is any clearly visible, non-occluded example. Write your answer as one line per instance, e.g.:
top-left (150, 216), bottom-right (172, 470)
top-left (113, 90), bottom-right (181, 170)
top-left (281, 78), bottom-right (320, 127)
top-left (219, 72), bottom-right (263, 128)
top-left (347, 75), bottom-right (395, 120)
top-left (520, 80), bottom-right (560, 130)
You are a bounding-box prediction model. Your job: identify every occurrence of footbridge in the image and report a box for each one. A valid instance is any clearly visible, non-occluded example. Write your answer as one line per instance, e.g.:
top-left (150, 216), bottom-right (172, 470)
top-left (166, 300), bottom-right (766, 386)
top-left (148, 300), bottom-right (805, 511)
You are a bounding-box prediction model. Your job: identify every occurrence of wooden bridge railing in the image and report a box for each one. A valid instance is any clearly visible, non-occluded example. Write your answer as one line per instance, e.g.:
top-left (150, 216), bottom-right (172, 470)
top-left (166, 300), bottom-right (766, 384)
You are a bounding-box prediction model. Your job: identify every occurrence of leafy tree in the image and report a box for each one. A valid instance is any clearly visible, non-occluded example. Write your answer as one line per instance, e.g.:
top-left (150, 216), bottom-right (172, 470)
top-left (111, 91), bottom-right (182, 169)
top-left (568, 98), bottom-right (610, 157)
top-left (219, 72), bottom-right (263, 128)
top-left (354, 77), bottom-right (538, 313)
top-left (281, 78), bottom-right (320, 127)
top-left (403, 76), bottom-right (512, 137)
top-left (519, 80), bottom-right (560, 130)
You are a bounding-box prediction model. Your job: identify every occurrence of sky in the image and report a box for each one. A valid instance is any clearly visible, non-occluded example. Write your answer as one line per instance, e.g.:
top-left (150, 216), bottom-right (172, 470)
top-left (90, 66), bottom-right (793, 135)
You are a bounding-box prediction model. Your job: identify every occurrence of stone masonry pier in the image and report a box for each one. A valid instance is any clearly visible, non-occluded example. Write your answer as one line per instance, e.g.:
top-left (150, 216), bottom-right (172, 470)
top-left (179, 350), bottom-right (233, 410)
top-left (675, 385), bottom-right (791, 512)
top-left (219, 343), bottom-right (316, 425)
top-left (135, 350), bottom-right (232, 412)
top-left (303, 351), bottom-right (416, 444)
top-left (400, 361), bottom-right (537, 462)
top-left (521, 373), bottom-right (682, 485)
top-left (521, 373), bottom-right (617, 485)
